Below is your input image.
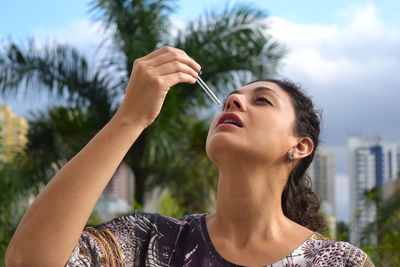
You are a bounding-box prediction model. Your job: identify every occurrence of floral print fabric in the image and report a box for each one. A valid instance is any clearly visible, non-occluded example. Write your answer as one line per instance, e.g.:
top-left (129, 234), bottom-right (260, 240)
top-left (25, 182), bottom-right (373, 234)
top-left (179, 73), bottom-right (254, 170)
top-left (66, 211), bottom-right (374, 267)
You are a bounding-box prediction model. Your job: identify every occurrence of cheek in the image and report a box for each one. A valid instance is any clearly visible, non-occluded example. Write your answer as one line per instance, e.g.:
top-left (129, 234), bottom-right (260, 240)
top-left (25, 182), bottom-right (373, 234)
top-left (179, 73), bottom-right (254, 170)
top-left (205, 121), bottom-right (217, 156)
top-left (250, 119), bottom-right (293, 150)
top-left (206, 120), bottom-right (217, 146)
top-left (205, 131), bottom-right (222, 165)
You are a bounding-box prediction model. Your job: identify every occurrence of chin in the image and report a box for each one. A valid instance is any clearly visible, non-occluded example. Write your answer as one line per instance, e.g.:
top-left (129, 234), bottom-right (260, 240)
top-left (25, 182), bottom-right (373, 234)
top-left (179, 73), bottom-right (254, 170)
top-left (206, 134), bottom-right (250, 165)
top-left (207, 136), bottom-right (276, 168)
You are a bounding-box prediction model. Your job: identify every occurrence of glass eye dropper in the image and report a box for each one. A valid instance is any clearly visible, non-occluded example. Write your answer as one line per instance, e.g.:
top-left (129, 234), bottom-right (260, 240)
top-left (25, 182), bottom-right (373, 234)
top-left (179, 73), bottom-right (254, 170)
top-left (196, 71), bottom-right (222, 107)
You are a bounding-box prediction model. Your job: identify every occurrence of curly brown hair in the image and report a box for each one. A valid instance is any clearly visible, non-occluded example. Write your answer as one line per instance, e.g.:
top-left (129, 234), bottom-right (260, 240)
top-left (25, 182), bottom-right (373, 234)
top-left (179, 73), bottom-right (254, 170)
top-left (251, 79), bottom-right (327, 233)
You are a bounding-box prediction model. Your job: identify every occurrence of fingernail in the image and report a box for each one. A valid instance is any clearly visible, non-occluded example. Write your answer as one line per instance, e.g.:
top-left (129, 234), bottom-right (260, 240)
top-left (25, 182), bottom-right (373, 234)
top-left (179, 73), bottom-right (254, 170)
top-left (196, 63), bottom-right (201, 70)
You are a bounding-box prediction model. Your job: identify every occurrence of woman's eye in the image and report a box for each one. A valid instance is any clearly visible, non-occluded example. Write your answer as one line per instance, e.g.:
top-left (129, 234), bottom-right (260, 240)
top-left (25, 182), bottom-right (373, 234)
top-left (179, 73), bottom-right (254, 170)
top-left (256, 97), bottom-right (272, 105)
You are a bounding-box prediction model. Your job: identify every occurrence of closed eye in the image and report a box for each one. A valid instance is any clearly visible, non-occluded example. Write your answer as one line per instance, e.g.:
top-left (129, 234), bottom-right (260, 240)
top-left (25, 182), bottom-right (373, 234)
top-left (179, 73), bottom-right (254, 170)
top-left (256, 97), bottom-right (273, 106)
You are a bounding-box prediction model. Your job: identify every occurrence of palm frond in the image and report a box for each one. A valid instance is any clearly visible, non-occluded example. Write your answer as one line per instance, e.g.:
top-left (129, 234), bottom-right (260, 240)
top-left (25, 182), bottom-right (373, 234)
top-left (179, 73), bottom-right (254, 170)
top-left (89, 0), bottom-right (177, 72)
top-left (147, 116), bottom-right (218, 213)
top-left (21, 106), bottom-right (100, 188)
top-left (0, 40), bottom-right (88, 99)
top-left (0, 40), bottom-right (120, 117)
top-left (174, 2), bottom-right (286, 104)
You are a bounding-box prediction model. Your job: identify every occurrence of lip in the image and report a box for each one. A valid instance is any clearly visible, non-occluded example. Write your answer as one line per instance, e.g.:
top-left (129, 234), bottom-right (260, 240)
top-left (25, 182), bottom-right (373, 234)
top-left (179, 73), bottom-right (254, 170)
top-left (217, 113), bottom-right (244, 128)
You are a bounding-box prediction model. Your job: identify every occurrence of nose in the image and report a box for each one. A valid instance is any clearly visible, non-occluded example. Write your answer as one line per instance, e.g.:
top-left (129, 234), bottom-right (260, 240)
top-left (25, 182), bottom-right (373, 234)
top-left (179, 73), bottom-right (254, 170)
top-left (224, 94), bottom-right (246, 112)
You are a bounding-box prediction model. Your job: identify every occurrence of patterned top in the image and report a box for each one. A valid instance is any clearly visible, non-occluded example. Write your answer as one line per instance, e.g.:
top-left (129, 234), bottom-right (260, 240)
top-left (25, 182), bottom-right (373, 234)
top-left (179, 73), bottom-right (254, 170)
top-left (66, 211), bottom-right (374, 267)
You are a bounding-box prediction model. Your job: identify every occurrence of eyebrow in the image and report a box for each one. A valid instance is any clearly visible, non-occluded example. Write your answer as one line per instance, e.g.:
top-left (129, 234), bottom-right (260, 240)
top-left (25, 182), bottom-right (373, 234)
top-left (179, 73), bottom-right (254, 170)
top-left (222, 86), bottom-right (281, 107)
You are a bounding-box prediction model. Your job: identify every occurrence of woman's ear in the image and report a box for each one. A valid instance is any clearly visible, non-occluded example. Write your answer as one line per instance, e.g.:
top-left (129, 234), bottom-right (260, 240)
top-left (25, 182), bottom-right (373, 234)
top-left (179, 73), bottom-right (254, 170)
top-left (293, 137), bottom-right (314, 159)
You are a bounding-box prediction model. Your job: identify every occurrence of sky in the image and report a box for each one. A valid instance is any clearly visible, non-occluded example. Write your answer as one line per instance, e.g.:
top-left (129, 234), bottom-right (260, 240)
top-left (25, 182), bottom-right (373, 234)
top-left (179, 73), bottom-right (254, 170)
top-left (1, 0), bottom-right (400, 222)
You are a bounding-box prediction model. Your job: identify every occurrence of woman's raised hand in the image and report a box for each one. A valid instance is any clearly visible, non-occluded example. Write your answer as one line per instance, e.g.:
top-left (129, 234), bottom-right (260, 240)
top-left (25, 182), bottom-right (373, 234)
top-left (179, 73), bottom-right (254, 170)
top-left (116, 46), bottom-right (201, 128)
top-left (5, 46), bottom-right (201, 267)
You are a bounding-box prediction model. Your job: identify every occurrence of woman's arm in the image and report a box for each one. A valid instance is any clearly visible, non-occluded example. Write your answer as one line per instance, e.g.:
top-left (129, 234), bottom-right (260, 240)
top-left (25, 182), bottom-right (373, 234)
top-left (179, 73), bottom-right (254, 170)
top-left (5, 46), bottom-right (201, 267)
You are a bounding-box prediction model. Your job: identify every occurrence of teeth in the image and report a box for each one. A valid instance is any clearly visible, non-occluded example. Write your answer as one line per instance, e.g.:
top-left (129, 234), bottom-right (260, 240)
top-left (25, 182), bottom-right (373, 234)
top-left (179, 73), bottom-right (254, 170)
top-left (223, 119), bottom-right (239, 126)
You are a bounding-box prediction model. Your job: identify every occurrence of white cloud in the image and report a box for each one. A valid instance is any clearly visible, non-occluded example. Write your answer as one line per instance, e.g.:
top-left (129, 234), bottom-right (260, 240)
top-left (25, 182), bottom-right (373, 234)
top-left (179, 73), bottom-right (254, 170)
top-left (340, 3), bottom-right (386, 37)
top-left (34, 19), bottom-right (108, 48)
top-left (265, 2), bottom-right (400, 163)
top-left (169, 17), bottom-right (186, 40)
top-left (31, 19), bottom-right (117, 70)
top-left (268, 4), bottom-right (400, 88)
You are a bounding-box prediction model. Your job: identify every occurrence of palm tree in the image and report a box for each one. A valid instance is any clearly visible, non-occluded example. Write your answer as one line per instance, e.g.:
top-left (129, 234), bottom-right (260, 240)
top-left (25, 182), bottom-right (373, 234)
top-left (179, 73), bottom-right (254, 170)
top-left (0, 0), bottom-right (285, 212)
top-left (0, 41), bottom-right (118, 188)
top-left (89, 0), bottom-right (285, 208)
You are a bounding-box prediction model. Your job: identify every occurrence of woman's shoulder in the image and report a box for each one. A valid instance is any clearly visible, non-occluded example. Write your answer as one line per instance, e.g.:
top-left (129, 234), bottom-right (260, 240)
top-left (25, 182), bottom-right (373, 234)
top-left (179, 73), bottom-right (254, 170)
top-left (101, 210), bottom-right (204, 236)
top-left (304, 232), bottom-right (375, 266)
top-left (66, 212), bottom-right (204, 266)
top-left (123, 210), bottom-right (203, 225)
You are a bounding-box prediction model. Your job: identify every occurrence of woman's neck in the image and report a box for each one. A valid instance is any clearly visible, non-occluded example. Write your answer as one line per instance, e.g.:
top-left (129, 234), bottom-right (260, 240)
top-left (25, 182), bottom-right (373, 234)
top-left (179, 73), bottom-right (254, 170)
top-left (208, 161), bottom-right (294, 248)
top-left (205, 160), bottom-right (315, 266)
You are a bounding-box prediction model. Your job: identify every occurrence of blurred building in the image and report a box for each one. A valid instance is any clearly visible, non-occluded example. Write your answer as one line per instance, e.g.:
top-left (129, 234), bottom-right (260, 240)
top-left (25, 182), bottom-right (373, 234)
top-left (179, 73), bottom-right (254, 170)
top-left (382, 178), bottom-right (400, 201)
top-left (0, 105), bottom-right (28, 160)
top-left (94, 163), bottom-right (135, 221)
top-left (348, 137), bottom-right (399, 245)
top-left (307, 146), bottom-right (336, 237)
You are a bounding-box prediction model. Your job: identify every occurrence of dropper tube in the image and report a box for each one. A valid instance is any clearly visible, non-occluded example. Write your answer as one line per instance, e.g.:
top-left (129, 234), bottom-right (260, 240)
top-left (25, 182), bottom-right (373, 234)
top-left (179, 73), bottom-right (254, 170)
top-left (196, 71), bottom-right (222, 107)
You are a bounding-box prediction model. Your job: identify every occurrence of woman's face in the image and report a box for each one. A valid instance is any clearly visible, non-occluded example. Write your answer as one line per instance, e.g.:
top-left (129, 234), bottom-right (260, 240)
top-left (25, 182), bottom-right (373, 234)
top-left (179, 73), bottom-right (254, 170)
top-left (206, 81), bottom-right (298, 166)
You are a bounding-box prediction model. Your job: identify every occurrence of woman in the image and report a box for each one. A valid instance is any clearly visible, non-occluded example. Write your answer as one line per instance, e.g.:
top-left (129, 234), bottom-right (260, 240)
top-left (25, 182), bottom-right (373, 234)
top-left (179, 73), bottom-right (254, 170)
top-left (6, 46), bottom-right (374, 266)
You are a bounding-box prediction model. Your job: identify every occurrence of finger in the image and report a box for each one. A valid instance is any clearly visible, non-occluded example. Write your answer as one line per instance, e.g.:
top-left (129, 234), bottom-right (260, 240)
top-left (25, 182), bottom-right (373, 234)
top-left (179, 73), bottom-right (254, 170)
top-left (140, 46), bottom-right (187, 62)
top-left (147, 52), bottom-right (201, 74)
top-left (161, 72), bottom-right (197, 89)
top-left (155, 61), bottom-right (199, 79)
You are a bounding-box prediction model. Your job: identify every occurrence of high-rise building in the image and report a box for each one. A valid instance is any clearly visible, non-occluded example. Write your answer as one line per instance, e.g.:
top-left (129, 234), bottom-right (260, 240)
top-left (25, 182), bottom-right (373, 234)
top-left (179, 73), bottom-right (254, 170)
top-left (94, 163), bottom-right (135, 221)
top-left (307, 146), bottom-right (336, 236)
top-left (348, 137), bottom-right (399, 245)
top-left (0, 105), bottom-right (28, 160)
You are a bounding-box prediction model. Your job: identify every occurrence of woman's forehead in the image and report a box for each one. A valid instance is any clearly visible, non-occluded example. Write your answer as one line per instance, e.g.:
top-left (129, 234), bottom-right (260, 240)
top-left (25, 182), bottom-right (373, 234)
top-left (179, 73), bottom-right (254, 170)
top-left (240, 81), bottom-right (282, 93)
top-left (228, 81), bottom-right (289, 102)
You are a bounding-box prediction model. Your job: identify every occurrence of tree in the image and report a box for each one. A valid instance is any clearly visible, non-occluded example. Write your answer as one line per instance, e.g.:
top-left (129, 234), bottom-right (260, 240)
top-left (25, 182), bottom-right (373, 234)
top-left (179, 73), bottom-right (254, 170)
top-left (0, 161), bottom-right (28, 265)
top-left (89, 0), bottom-right (285, 209)
top-left (360, 187), bottom-right (400, 266)
top-left (0, 127), bottom-right (31, 264)
top-left (336, 221), bottom-right (349, 242)
top-left (0, 0), bottom-right (285, 214)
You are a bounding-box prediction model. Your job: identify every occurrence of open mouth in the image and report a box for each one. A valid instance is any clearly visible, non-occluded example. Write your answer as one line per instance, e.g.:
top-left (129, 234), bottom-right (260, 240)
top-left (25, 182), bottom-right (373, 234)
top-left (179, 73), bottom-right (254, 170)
top-left (217, 113), bottom-right (244, 128)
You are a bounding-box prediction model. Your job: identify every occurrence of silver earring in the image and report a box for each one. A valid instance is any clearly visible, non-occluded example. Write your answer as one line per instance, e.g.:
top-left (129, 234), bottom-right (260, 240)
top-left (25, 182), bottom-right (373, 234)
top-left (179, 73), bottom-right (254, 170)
top-left (288, 152), bottom-right (295, 160)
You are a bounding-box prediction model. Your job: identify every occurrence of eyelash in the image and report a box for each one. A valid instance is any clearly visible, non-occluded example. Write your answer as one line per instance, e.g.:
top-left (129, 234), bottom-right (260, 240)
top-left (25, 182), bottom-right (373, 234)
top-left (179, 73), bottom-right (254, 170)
top-left (222, 96), bottom-right (273, 110)
top-left (256, 97), bottom-right (273, 106)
